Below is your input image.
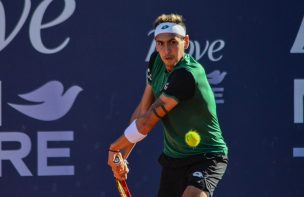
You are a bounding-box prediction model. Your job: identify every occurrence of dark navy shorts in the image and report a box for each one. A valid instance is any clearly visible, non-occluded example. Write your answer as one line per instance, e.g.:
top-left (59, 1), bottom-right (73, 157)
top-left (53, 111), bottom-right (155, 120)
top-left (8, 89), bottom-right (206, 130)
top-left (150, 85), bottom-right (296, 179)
top-left (157, 153), bottom-right (228, 197)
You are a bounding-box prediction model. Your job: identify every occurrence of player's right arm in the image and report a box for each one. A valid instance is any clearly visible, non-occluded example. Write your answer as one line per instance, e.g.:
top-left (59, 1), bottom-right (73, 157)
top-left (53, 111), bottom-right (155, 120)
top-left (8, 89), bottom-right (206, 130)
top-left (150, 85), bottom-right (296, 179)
top-left (107, 84), bottom-right (154, 180)
top-left (115, 52), bottom-right (157, 159)
top-left (108, 52), bottom-right (157, 180)
top-left (121, 84), bottom-right (154, 159)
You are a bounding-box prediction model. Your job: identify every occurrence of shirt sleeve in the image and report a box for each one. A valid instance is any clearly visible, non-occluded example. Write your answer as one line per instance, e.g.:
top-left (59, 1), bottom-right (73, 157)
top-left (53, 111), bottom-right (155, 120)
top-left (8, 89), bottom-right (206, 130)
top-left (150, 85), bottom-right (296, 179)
top-left (163, 68), bottom-right (195, 102)
top-left (146, 51), bottom-right (158, 84)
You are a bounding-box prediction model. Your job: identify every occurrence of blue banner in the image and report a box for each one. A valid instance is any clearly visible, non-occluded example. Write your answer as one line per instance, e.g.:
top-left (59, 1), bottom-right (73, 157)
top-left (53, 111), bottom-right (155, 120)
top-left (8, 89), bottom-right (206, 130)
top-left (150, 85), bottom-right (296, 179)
top-left (0, 0), bottom-right (303, 196)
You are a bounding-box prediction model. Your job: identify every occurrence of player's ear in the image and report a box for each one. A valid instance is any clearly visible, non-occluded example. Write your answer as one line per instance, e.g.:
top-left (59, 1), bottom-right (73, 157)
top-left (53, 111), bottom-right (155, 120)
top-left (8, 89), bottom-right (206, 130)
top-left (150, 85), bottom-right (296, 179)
top-left (184, 35), bottom-right (190, 50)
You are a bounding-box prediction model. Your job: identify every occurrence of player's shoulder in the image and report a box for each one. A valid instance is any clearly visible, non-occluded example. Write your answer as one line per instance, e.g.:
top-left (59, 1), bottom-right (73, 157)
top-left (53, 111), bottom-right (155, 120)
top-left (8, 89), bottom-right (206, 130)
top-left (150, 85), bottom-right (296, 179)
top-left (170, 68), bottom-right (195, 83)
top-left (172, 67), bottom-right (191, 76)
top-left (182, 54), bottom-right (206, 76)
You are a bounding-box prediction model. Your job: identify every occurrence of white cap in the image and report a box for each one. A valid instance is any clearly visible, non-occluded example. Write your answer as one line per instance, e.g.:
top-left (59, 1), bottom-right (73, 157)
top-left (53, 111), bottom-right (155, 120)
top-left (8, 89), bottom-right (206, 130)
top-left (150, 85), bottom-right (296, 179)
top-left (154, 22), bottom-right (186, 38)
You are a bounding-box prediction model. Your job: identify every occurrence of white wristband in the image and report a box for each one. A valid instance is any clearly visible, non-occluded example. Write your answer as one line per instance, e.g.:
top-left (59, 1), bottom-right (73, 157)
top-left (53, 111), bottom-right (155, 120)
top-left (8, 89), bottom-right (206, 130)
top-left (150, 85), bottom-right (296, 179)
top-left (124, 120), bottom-right (147, 143)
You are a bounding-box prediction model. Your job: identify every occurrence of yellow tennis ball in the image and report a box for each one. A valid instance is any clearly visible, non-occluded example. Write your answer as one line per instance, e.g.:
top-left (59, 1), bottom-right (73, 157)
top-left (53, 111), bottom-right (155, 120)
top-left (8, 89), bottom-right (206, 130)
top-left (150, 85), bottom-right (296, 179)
top-left (185, 130), bottom-right (201, 147)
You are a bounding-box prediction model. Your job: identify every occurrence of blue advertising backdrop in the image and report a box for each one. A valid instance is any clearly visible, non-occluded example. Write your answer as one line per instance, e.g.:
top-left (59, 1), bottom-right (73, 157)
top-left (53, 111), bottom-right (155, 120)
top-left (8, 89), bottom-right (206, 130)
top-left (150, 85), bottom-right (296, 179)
top-left (0, 0), bottom-right (304, 196)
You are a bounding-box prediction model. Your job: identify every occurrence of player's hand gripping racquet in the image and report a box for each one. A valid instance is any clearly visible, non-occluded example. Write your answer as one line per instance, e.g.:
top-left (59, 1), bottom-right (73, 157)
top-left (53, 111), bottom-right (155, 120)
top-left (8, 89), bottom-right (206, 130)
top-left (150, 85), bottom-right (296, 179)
top-left (113, 154), bottom-right (131, 197)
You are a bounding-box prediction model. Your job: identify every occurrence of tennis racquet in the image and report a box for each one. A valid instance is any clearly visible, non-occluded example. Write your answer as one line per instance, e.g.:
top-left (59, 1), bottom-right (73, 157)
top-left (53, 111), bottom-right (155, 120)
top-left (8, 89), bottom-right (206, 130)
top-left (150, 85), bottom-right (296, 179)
top-left (113, 154), bottom-right (132, 197)
top-left (115, 179), bottom-right (131, 197)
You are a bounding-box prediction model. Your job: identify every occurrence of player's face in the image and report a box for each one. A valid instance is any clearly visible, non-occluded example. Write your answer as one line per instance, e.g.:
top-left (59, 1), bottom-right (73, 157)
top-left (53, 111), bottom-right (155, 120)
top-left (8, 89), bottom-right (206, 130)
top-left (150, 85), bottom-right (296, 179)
top-left (155, 33), bottom-right (189, 71)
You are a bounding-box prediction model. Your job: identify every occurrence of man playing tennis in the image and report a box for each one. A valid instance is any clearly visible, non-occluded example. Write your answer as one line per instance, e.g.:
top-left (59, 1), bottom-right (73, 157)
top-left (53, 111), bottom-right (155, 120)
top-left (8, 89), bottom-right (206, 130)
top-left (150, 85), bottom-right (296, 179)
top-left (108, 13), bottom-right (228, 197)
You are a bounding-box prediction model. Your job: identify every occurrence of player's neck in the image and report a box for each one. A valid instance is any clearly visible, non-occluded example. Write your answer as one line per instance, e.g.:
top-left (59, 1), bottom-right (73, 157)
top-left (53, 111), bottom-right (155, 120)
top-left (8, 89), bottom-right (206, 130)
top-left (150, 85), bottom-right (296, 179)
top-left (165, 65), bottom-right (174, 72)
top-left (165, 55), bottom-right (185, 72)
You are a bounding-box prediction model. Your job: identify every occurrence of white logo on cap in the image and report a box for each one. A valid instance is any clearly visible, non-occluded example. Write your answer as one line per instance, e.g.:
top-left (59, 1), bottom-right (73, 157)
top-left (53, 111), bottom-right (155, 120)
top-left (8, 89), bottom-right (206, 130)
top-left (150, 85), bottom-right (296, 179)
top-left (161, 25), bottom-right (169, 29)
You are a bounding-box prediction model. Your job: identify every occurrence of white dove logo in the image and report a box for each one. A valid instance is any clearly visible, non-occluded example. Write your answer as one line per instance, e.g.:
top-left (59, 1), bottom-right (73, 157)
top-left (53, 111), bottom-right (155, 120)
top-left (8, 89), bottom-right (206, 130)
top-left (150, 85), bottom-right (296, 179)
top-left (8, 80), bottom-right (83, 121)
top-left (207, 70), bottom-right (227, 85)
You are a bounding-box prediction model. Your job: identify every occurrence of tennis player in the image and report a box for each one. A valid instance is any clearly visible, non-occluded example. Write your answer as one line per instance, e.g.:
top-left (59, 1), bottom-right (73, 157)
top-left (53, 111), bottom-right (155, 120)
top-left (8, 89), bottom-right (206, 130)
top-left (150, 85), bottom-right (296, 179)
top-left (108, 13), bottom-right (228, 197)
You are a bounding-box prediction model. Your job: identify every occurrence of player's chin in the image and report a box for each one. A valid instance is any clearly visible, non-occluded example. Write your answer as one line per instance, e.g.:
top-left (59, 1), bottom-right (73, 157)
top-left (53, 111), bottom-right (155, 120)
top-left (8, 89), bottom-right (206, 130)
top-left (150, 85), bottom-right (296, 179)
top-left (164, 61), bottom-right (175, 68)
top-left (164, 58), bottom-right (174, 63)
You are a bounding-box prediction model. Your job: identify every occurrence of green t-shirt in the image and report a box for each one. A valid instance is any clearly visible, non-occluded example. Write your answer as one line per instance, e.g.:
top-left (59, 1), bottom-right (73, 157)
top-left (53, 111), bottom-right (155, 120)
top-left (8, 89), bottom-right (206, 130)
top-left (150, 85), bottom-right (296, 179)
top-left (148, 53), bottom-right (228, 158)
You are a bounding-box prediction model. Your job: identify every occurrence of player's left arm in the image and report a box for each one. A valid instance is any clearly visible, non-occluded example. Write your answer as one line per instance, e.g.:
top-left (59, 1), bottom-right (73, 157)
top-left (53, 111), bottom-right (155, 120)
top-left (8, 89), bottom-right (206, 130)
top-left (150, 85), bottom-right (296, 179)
top-left (108, 94), bottom-right (177, 151)
top-left (107, 95), bottom-right (176, 181)
top-left (136, 95), bottom-right (177, 134)
top-left (109, 68), bottom-right (195, 151)
top-left (108, 68), bottom-right (195, 180)
top-left (136, 68), bottom-right (195, 135)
